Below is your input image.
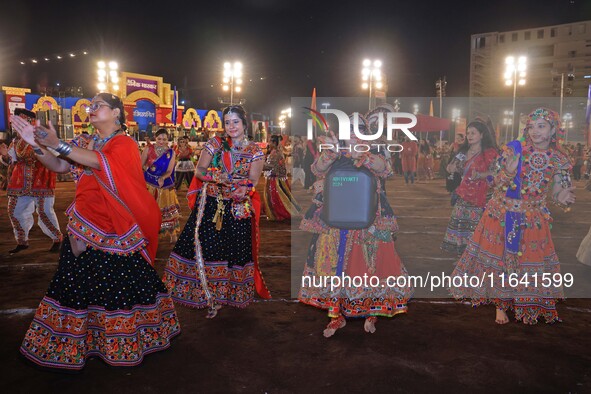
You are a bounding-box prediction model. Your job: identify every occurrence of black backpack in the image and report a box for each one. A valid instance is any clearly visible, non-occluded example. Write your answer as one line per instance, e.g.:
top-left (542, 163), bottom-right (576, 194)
top-left (321, 157), bottom-right (378, 229)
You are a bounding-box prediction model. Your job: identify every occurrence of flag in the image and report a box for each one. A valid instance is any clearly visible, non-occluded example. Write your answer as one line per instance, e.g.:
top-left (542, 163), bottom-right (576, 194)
top-left (311, 87), bottom-right (317, 138)
top-left (172, 86), bottom-right (178, 125)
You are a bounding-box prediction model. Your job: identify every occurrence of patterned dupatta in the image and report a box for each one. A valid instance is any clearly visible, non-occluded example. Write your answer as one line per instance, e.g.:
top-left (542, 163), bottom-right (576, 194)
top-left (504, 140), bottom-right (524, 264)
top-left (144, 146), bottom-right (175, 188)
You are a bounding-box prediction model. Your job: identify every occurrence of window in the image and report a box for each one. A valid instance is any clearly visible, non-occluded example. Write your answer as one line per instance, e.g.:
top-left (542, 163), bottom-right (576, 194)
top-left (569, 50), bottom-right (577, 58)
top-left (528, 45), bottom-right (554, 57)
top-left (525, 31), bottom-right (531, 40)
top-left (512, 33), bottom-right (518, 42)
top-left (478, 37), bottom-right (485, 48)
top-left (551, 28), bottom-right (557, 37)
top-left (566, 26), bottom-right (572, 36)
top-left (579, 24), bottom-right (586, 34)
top-left (537, 29), bottom-right (544, 39)
top-left (499, 34), bottom-right (505, 43)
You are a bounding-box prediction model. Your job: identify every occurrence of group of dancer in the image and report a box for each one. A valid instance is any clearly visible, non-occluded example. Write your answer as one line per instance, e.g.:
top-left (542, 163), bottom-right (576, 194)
top-left (6, 94), bottom-right (578, 370)
top-left (298, 105), bottom-right (576, 334)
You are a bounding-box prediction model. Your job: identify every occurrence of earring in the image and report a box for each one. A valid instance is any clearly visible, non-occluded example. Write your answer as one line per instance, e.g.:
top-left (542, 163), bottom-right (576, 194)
top-left (115, 119), bottom-right (121, 125)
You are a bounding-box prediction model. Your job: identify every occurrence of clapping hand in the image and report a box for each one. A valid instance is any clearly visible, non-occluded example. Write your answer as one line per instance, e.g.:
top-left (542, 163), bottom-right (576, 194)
top-left (34, 121), bottom-right (60, 149)
top-left (556, 186), bottom-right (576, 206)
top-left (10, 116), bottom-right (39, 147)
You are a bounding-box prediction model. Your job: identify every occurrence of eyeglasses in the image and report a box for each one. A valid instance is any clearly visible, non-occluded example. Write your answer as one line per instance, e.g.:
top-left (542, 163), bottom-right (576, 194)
top-left (88, 102), bottom-right (112, 113)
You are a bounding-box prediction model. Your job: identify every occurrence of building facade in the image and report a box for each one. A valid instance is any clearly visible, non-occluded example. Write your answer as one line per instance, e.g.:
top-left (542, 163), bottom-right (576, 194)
top-left (469, 20), bottom-right (591, 142)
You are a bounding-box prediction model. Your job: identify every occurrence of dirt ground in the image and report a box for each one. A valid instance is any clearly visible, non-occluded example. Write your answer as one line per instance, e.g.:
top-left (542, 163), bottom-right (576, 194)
top-left (1, 175), bottom-right (591, 393)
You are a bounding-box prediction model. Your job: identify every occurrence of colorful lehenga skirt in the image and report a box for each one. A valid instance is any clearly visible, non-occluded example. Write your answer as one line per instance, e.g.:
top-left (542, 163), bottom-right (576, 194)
top-left (20, 238), bottom-right (181, 370)
top-left (299, 190), bottom-right (411, 318)
top-left (263, 176), bottom-right (301, 221)
top-left (163, 194), bottom-right (256, 308)
top-left (147, 184), bottom-right (181, 237)
top-left (577, 225), bottom-right (591, 266)
top-left (298, 229), bottom-right (412, 318)
top-left (441, 196), bottom-right (485, 255)
top-left (450, 202), bottom-right (564, 324)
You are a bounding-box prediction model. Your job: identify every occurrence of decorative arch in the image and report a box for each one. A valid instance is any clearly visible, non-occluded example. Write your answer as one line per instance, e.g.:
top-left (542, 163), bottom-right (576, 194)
top-left (72, 99), bottom-right (91, 124)
top-left (32, 96), bottom-right (59, 112)
top-left (204, 110), bottom-right (221, 130)
top-left (124, 90), bottom-right (161, 105)
top-left (182, 108), bottom-right (201, 128)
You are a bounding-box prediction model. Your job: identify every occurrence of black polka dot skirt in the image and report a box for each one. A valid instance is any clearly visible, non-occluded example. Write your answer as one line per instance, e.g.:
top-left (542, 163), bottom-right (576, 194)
top-left (20, 238), bottom-right (181, 370)
top-left (163, 194), bottom-right (255, 308)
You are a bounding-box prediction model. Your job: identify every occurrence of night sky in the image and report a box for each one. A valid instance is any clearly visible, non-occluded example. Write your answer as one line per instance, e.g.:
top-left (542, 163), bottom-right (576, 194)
top-left (1, 0), bottom-right (590, 115)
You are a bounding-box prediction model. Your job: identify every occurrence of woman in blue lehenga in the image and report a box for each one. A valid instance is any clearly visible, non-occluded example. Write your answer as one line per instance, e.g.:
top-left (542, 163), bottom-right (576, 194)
top-left (141, 128), bottom-right (181, 243)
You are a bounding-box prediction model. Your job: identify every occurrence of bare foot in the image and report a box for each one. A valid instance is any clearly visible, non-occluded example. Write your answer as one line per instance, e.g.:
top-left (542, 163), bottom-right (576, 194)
top-left (364, 316), bottom-right (377, 333)
top-left (323, 316), bottom-right (346, 338)
top-left (206, 304), bottom-right (222, 319)
top-left (495, 308), bottom-right (509, 324)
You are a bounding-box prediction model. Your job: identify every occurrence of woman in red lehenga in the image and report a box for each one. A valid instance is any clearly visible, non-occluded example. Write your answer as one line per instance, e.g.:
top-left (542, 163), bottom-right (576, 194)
top-left (163, 105), bottom-right (271, 318)
top-left (441, 120), bottom-right (499, 255)
top-left (263, 134), bottom-right (301, 221)
top-left (299, 115), bottom-right (412, 337)
top-left (13, 93), bottom-right (180, 370)
top-left (450, 108), bottom-right (575, 325)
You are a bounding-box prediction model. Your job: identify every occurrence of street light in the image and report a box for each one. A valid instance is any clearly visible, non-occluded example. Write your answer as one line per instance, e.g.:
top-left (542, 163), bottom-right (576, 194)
top-left (452, 108), bottom-right (461, 123)
top-left (97, 60), bottom-right (119, 93)
top-left (502, 110), bottom-right (514, 144)
top-left (552, 67), bottom-right (575, 118)
top-left (279, 108), bottom-right (291, 131)
top-left (413, 104), bottom-right (419, 115)
top-left (504, 55), bottom-right (527, 140)
top-left (223, 61), bottom-right (243, 105)
top-left (361, 59), bottom-right (383, 111)
top-left (563, 113), bottom-right (573, 143)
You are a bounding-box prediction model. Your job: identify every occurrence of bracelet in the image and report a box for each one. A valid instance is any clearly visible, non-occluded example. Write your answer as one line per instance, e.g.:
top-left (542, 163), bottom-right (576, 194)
top-left (33, 147), bottom-right (44, 155)
top-left (54, 140), bottom-right (72, 156)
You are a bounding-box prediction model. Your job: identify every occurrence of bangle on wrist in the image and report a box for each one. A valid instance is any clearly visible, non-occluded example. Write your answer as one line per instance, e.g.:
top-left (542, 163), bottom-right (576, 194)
top-left (54, 140), bottom-right (72, 156)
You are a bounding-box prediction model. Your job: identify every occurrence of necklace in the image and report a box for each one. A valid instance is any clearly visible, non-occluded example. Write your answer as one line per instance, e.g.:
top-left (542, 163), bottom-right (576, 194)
top-left (520, 143), bottom-right (554, 200)
top-left (93, 129), bottom-right (121, 151)
top-left (155, 145), bottom-right (168, 156)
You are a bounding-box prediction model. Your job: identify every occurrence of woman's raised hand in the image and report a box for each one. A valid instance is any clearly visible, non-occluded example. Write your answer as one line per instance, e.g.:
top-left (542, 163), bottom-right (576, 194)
top-left (34, 121), bottom-right (60, 149)
top-left (10, 116), bottom-right (39, 147)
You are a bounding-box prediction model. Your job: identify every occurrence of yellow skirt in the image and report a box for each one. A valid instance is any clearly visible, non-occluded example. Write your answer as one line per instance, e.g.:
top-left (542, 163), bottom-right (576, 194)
top-left (147, 184), bottom-right (181, 237)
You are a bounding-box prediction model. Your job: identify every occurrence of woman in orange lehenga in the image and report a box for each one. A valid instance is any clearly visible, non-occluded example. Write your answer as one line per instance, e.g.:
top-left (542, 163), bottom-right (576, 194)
top-left (13, 93), bottom-right (180, 370)
top-left (299, 115), bottom-right (412, 337)
top-left (263, 134), bottom-right (301, 221)
top-left (450, 108), bottom-right (575, 325)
